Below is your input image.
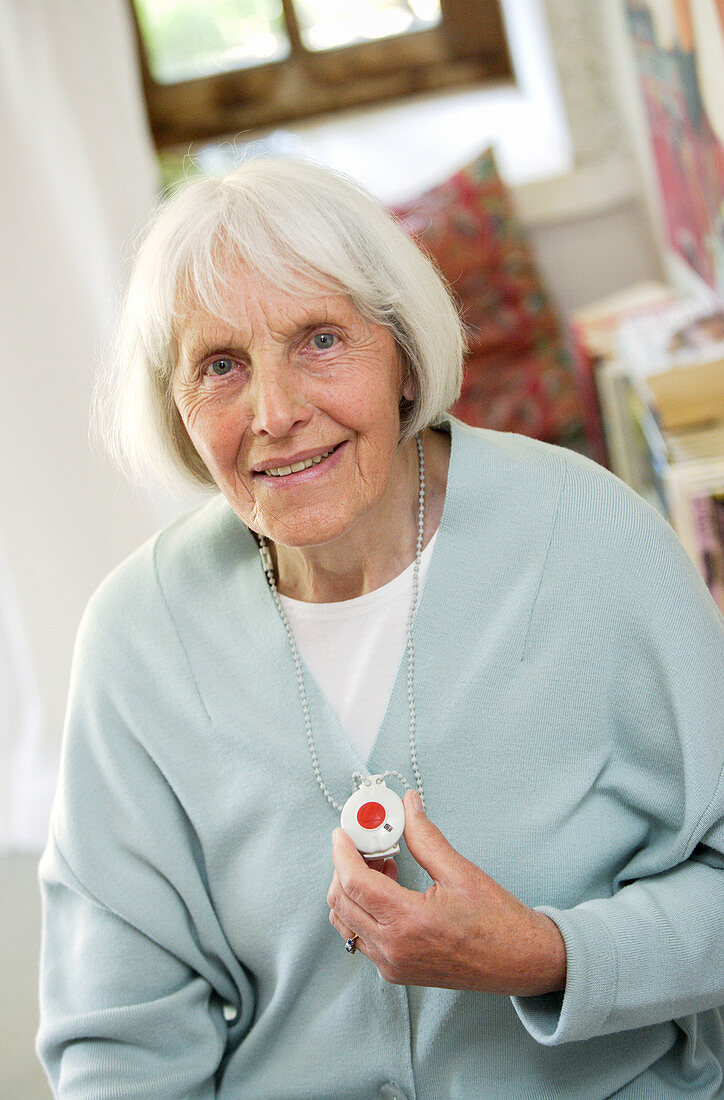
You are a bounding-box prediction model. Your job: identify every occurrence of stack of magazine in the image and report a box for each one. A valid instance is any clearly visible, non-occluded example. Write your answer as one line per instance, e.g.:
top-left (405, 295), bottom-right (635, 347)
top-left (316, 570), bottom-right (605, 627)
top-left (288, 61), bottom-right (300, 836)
top-left (616, 299), bottom-right (724, 613)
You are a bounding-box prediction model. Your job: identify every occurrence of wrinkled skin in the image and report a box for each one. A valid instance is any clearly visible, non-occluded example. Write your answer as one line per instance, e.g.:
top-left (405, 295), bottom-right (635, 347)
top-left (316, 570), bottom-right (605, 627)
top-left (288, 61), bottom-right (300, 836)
top-left (328, 791), bottom-right (567, 995)
top-left (172, 265), bottom-right (422, 600)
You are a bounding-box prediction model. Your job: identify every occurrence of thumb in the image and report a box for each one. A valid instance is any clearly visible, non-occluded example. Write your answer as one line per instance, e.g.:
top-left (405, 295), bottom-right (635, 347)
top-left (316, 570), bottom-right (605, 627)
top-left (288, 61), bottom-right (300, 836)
top-left (403, 790), bottom-right (465, 885)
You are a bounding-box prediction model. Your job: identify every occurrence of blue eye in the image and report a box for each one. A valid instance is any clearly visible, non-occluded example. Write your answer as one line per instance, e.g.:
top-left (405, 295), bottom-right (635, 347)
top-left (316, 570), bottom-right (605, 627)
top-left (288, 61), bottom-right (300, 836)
top-left (207, 358), bottom-right (235, 377)
top-left (312, 333), bottom-right (336, 350)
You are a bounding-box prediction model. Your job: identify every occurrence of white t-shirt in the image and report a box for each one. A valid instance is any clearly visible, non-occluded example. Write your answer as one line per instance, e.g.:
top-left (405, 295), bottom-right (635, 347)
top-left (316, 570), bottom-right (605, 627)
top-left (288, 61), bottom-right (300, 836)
top-left (279, 531), bottom-right (438, 764)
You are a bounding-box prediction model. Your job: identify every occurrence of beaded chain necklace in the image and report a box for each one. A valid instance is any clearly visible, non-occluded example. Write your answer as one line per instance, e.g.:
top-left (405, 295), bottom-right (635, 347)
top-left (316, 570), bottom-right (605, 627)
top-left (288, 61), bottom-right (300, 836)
top-left (257, 434), bottom-right (428, 833)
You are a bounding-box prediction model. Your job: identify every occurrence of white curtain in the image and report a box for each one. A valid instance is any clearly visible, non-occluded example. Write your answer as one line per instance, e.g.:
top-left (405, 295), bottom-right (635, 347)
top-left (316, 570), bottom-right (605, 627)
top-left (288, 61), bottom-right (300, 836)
top-left (0, 545), bottom-right (55, 852)
top-left (0, 0), bottom-right (161, 851)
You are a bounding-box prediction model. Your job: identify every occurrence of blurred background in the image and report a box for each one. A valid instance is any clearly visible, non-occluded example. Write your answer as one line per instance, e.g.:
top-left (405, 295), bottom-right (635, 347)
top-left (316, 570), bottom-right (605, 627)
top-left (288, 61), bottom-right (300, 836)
top-left (2, 1), bottom-right (722, 1095)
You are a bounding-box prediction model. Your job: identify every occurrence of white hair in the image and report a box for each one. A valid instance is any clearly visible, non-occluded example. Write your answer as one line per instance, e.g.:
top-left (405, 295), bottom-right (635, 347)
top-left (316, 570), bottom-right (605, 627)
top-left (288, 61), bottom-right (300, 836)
top-left (96, 157), bottom-right (465, 489)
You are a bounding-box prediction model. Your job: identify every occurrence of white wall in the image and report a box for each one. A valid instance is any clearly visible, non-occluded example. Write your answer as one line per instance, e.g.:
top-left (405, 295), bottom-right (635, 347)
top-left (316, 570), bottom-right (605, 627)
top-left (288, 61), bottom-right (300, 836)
top-left (211, 0), bottom-right (663, 319)
top-left (0, 0), bottom-right (169, 853)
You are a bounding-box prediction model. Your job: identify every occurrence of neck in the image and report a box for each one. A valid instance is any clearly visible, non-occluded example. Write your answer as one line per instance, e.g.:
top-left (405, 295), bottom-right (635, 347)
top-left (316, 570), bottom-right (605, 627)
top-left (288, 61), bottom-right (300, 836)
top-left (271, 428), bottom-right (449, 602)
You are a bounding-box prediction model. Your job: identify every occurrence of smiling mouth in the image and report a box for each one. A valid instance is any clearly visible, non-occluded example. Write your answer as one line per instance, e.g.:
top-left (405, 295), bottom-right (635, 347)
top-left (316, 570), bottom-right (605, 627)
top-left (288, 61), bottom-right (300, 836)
top-left (262, 446), bottom-right (338, 478)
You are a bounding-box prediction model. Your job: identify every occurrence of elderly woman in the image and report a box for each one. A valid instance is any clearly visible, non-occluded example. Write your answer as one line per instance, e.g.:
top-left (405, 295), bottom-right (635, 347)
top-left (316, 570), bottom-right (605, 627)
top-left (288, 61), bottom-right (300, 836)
top-left (38, 158), bottom-right (724, 1099)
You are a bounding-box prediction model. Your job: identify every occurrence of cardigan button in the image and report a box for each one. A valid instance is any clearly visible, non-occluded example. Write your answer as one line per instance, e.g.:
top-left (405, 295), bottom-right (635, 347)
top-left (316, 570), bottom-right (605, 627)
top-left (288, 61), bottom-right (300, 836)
top-left (378, 1085), bottom-right (408, 1100)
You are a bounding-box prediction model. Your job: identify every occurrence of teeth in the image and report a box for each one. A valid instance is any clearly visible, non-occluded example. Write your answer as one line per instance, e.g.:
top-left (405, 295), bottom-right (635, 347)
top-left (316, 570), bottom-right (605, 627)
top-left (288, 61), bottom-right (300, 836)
top-left (265, 448), bottom-right (334, 477)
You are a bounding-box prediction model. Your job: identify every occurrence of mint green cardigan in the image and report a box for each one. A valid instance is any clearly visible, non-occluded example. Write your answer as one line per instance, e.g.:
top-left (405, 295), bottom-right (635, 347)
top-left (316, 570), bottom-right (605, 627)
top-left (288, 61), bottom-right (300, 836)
top-left (38, 420), bottom-right (724, 1098)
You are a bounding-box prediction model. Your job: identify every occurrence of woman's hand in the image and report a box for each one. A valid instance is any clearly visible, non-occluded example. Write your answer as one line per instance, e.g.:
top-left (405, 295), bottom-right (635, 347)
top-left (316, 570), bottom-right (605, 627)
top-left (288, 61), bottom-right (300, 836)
top-left (327, 791), bottom-right (567, 996)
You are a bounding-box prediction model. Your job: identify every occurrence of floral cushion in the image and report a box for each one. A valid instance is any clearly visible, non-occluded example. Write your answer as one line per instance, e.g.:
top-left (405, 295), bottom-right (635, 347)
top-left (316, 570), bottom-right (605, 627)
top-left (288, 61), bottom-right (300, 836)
top-left (391, 149), bottom-right (583, 445)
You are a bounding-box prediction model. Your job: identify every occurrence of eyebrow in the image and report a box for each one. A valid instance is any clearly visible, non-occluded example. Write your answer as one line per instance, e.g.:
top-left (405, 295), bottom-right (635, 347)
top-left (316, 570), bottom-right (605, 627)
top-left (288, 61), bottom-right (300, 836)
top-left (186, 315), bottom-right (344, 353)
top-left (177, 298), bottom-right (356, 368)
top-left (180, 329), bottom-right (247, 366)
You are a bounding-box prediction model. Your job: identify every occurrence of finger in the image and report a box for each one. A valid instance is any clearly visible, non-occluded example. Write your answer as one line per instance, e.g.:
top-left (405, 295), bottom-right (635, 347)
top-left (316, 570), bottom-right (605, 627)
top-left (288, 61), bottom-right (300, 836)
top-left (327, 861), bottom-right (396, 953)
top-left (327, 861), bottom-right (379, 937)
top-left (332, 829), bottom-right (410, 921)
top-left (366, 857), bottom-right (399, 881)
top-left (328, 872), bottom-right (382, 945)
top-left (328, 905), bottom-right (363, 951)
top-left (327, 865), bottom-right (381, 922)
top-left (402, 791), bottom-right (468, 886)
top-left (380, 858), bottom-right (399, 882)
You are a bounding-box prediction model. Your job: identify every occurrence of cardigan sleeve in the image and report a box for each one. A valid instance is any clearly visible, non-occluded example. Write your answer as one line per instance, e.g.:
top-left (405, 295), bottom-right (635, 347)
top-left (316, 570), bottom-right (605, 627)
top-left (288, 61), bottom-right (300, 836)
top-left (37, 544), bottom-right (251, 1098)
top-left (37, 839), bottom-right (228, 1098)
top-left (512, 462), bottom-right (724, 1046)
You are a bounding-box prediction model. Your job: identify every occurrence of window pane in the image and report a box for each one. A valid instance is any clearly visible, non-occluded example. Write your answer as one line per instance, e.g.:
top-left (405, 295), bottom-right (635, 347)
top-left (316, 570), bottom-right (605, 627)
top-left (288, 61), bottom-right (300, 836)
top-left (295, 0), bottom-right (441, 52)
top-left (133, 0), bottom-right (290, 84)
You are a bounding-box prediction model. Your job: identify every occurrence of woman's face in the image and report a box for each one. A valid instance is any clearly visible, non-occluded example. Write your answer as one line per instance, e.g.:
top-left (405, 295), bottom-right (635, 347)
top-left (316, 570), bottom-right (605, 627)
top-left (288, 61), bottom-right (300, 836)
top-left (172, 265), bottom-right (412, 550)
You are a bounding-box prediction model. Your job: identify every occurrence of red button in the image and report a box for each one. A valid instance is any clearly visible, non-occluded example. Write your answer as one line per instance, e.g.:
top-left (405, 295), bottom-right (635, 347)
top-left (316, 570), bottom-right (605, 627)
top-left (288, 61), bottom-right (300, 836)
top-left (356, 801), bottom-right (386, 830)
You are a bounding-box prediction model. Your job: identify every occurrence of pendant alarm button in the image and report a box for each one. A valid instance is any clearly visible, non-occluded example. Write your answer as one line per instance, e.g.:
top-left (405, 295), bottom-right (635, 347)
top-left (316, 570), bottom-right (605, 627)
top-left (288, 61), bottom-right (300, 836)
top-left (340, 776), bottom-right (406, 858)
top-left (357, 801), bottom-right (386, 830)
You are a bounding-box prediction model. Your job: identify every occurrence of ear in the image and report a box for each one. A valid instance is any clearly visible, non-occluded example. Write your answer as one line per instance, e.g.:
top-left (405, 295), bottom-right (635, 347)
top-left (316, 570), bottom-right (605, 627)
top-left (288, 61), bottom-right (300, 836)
top-left (401, 370), bottom-right (417, 403)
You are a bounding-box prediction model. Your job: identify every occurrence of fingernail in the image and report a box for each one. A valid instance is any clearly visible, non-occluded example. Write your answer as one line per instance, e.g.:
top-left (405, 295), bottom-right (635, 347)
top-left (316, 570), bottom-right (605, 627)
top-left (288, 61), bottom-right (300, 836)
top-left (411, 791), bottom-right (423, 812)
top-left (332, 828), bottom-right (341, 845)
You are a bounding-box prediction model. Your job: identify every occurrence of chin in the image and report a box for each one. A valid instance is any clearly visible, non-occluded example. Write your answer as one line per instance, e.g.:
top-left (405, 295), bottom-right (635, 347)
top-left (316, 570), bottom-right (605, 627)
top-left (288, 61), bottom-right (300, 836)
top-left (264, 521), bottom-right (354, 551)
top-left (259, 504), bottom-right (366, 550)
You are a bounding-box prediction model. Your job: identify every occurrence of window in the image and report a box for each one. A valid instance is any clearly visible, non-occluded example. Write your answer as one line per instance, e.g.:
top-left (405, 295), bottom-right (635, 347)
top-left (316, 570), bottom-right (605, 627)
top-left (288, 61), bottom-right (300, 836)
top-left (129, 0), bottom-right (512, 149)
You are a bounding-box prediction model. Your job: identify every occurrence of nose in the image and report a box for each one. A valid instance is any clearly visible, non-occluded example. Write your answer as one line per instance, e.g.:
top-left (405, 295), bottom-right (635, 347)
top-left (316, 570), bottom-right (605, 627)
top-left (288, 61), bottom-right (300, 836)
top-left (249, 365), bottom-right (311, 439)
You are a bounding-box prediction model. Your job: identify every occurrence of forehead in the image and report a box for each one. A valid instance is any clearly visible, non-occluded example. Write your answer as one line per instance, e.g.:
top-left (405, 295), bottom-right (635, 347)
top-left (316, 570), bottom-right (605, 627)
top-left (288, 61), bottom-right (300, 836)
top-left (176, 263), bottom-right (364, 350)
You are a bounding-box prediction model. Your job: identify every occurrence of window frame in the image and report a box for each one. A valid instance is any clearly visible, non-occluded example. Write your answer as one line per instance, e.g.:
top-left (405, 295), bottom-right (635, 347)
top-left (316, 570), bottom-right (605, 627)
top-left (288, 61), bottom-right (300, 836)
top-left (129, 0), bottom-right (513, 149)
